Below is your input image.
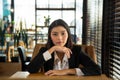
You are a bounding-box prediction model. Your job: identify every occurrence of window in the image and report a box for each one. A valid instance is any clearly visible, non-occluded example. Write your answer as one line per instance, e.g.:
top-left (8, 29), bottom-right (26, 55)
top-left (13, 0), bottom-right (83, 48)
top-left (35, 0), bottom-right (83, 44)
top-left (14, 0), bottom-right (35, 30)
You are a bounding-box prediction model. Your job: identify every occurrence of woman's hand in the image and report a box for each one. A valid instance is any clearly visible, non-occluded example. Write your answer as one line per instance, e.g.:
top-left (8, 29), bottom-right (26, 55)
top-left (48, 46), bottom-right (72, 58)
top-left (44, 69), bottom-right (76, 76)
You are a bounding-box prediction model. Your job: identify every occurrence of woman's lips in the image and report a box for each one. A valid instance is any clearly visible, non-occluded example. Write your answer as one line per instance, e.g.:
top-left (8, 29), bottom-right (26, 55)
top-left (56, 42), bottom-right (62, 44)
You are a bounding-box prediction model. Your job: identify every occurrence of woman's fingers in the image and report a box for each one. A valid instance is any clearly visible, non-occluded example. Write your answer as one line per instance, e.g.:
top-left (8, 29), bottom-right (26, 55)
top-left (68, 48), bottom-right (72, 54)
top-left (45, 70), bottom-right (67, 76)
top-left (65, 48), bottom-right (72, 58)
top-left (54, 46), bottom-right (72, 58)
top-left (65, 49), bottom-right (70, 58)
top-left (45, 70), bottom-right (53, 75)
top-left (45, 70), bottom-right (56, 76)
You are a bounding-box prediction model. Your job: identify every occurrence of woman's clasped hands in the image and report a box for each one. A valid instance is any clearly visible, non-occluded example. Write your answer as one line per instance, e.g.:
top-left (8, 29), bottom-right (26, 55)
top-left (49, 46), bottom-right (72, 58)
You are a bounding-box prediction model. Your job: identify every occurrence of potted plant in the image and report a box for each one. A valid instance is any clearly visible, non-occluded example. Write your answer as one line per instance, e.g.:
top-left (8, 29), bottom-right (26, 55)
top-left (44, 15), bottom-right (50, 27)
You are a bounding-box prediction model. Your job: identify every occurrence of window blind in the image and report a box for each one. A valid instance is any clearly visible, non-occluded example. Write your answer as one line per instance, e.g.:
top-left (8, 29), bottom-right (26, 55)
top-left (82, 0), bottom-right (103, 67)
top-left (102, 0), bottom-right (120, 79)
top-left (109, 0), bottom-right (120, 79)
top-left (83, 0), bottom-right (120, 79)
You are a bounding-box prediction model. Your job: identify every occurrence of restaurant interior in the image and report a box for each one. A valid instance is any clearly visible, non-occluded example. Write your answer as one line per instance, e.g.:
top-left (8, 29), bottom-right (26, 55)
top-left (0, 0), bottom-right (120, 80)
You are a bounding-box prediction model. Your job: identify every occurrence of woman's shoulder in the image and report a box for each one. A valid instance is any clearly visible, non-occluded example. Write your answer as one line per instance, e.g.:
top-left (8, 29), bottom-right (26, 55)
top-left (73, 44), bottom-right (82, 48)
top-left (72, 44), bottom-right (82, 50)
top-left (40, 47), bottom-right (47, 51)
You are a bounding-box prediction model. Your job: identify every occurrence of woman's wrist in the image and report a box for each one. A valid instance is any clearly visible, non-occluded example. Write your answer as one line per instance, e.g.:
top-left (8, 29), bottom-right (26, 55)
top-left (65, 69), bottom-right (76, 75)
top-left (48, 46), bottom-right (56, 54)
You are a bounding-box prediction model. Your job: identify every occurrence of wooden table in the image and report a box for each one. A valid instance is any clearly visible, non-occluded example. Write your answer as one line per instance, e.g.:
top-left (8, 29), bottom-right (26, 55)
top-left (0, 63), bottom-right (21, 76)
top-left (9, 71), bottom-right (112, 80)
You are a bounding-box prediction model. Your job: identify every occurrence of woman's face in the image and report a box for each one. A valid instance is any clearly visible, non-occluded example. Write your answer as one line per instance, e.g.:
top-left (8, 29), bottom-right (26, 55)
top-left (50, 26), bottom-right (68, 46)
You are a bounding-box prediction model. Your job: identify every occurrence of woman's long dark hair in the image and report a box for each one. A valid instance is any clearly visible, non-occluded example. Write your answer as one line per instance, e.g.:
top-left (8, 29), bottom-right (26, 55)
top-left (46, 19), bottom-right (73, 49)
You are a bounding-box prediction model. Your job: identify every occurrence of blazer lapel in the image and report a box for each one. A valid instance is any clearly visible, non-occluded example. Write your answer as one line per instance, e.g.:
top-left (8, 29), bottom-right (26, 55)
top-left (69, 54), bottom-right (75, 68)
top-left (48, 52), bottom-right (54, 70)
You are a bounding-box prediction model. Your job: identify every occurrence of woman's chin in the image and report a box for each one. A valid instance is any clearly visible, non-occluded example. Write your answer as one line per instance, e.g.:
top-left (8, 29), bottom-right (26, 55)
top-left (55, 44), bottom-right (64, 46)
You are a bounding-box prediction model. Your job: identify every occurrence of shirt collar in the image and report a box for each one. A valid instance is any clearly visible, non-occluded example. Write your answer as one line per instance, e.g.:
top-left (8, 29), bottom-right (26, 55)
top-left (54, 52), bottom-right (68, 63)
top-left (54, 52), bottom-right (69, 70)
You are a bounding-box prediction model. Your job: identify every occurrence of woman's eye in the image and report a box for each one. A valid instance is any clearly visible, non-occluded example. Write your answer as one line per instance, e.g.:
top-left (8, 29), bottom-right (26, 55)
top-left (52, 33), bottom-right (57, 36)
top-left (62, 33), bottom-right (65, 35)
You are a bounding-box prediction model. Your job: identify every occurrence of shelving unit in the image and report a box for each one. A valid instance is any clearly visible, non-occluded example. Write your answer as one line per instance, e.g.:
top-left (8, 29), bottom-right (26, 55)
top-left (35, 0), bottom-right (76, 44)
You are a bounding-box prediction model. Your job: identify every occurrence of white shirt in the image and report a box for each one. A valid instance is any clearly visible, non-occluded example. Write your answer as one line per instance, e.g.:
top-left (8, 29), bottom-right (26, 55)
top-left (43, 51), bottom-right (84, 76)
top-left (53, 52), bottom-right (69, 70)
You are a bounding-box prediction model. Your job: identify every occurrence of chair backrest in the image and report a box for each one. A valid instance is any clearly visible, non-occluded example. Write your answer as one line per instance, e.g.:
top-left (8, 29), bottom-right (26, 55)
top-left (31, 44), bottom-right (45, 60)
top-left (17, 46), bottom-right (26, 63)
top-left (31, 44), bottom-right (97, 63)
top-left (80, 45), bottom-right (97, 63)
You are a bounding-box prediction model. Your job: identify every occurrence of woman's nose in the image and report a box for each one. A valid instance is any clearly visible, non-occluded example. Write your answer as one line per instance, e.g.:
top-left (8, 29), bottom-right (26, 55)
top-left (57, 34), bottom-right (62, 40)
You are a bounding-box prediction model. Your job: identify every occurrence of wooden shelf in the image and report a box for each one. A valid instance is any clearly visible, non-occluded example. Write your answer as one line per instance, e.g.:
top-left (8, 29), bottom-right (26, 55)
top-left (36, 8), bottom-right (76, 10)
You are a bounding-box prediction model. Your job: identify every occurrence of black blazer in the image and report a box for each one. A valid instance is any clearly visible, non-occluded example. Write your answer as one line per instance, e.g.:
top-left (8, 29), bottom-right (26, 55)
top-left (27, 45), bottom-right (101, 76)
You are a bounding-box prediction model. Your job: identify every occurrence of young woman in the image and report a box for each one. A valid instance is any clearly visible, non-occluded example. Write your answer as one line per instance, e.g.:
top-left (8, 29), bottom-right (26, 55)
top-left (27, 19), bottom-right (101, 76)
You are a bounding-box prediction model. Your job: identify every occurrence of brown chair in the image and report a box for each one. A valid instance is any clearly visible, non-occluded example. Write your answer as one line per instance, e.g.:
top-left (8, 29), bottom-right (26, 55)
top-left (31, 44), bottom-right (97, 63)
top-left (31, 44), bottom-right (45, 60)
top-left (79, 45), bottom-right (97, 64)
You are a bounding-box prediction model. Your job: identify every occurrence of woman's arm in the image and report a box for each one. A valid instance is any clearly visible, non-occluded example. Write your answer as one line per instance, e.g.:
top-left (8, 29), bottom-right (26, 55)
top-left (71, 45), bottom-right (101, 76)
top-left (27, 47), bottom-right (47, 73)
top-left (78, 50), bottom-right (101, 76)
top-left (45, 69), bottom-right (76, 76)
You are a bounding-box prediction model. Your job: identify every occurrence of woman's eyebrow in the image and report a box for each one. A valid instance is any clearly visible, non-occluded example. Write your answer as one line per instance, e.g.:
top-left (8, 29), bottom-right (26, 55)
top-left (51, 31), bottom-right (58, 33)
top-left (51, 30), bottom-right (66, 33)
